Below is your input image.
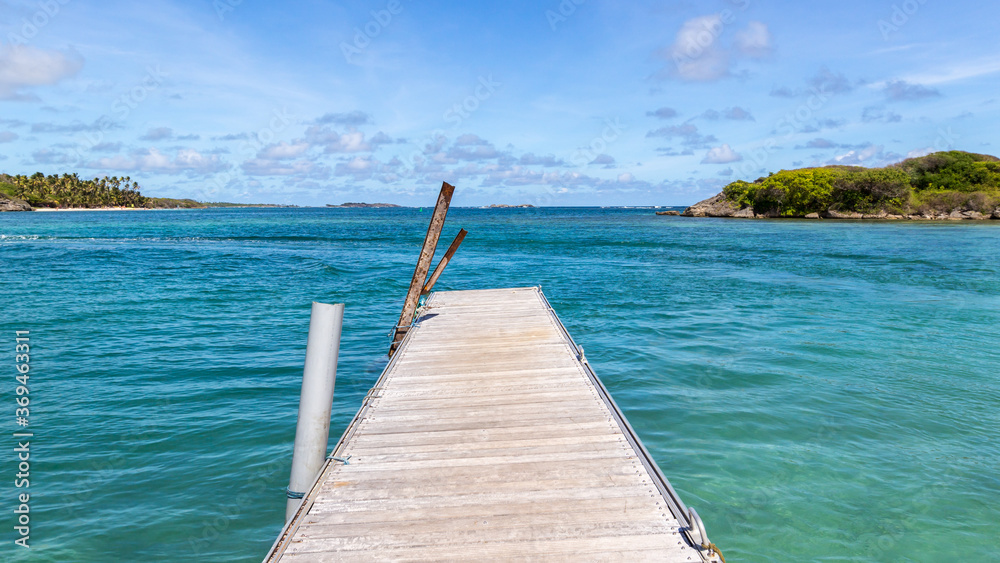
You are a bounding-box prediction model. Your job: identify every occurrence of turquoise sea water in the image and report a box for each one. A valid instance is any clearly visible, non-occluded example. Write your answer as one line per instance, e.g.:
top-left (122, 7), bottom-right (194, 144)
top-left (1, 207), bottom-right (998, 562)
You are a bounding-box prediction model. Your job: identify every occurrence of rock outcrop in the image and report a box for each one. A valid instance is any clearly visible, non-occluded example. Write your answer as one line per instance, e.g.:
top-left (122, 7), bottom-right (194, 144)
top-left (0, 197), bottom-right (32, 212)
top-left (328, 202), bottom-right (401, 208)
top-left (655, 210), bottom-right (680, 215)
top-left (681, 192), bottom-right (1000, 221)
top-left (823, 210), bottom-right (862, 219)
top-left (682, 193), bottom-right (745, 217)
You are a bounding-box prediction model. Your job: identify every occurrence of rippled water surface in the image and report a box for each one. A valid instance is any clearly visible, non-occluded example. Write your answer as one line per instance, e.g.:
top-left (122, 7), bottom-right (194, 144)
top-left (2, 207), bottom-right (998, 561)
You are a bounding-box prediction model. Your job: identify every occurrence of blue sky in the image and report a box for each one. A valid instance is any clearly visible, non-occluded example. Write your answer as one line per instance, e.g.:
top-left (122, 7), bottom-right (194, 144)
top-left (1, 0), bottom-right (997, 206)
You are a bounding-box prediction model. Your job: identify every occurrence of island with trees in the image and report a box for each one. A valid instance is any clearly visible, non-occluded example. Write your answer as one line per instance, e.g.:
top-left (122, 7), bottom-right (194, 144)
top-left (326, 202), bottom-right (402, 208)
top-left (0, 172), bottom-right (294, 211)
top-left (682, 151), bottom-right (1000, 220)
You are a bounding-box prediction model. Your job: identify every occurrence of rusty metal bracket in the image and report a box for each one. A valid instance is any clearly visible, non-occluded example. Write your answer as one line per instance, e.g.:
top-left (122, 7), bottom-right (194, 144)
top-left (390, 182), bottom-right (455, 356)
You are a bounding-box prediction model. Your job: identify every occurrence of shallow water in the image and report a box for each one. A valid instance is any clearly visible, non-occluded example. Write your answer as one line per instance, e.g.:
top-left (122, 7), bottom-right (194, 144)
top-left (1, 207), bottom-right (998, 561)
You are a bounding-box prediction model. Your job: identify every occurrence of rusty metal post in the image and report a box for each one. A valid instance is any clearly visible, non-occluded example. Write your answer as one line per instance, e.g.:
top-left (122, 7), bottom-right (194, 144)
top-left (422, 228), bottom-right (467, 295)
top-left (390, 182), bottom-right (455, 355)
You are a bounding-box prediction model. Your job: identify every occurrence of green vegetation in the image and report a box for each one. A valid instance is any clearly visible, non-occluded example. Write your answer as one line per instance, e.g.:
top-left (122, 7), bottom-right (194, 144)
top-left (1, 172), bottom-right (149, 208)
top-left (0, 172), bottom-right (296, 209)
top-left (721, 151), bottom-right (1000, 216)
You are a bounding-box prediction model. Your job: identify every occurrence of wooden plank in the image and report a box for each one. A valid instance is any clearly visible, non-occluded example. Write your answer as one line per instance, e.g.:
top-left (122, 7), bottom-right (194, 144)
top-left (360, 403), bottom-right (602, 424)
top-left (319, 448), bottom-right (639, 473)
top-left (267, 287), bottom-right (715, 563)
top-left (351, 415), bottom-right (613, 437)
top-left (345, 432), bottom-right (625, 457)
top-left (341, 420), bottom-right (620, 446)
top-left (282, 533), bottom-right (687, 560)
top-left (279, 548), bottom-right (682, 563)
top-left (305, 471), bottom-right (650, 503)
top-left (308, 486), bottom-right (667, 516)
top-left (303, 495), bottom-right (667, 525)
top-left (372, 377), bottom-right (586, 396)
top-left (285, 520), bottom-right (676, 552)
top-left (365, 389), bottom-right (600, 411)
top-left (310, 455), bottom-right (646, 486)
top-left (386, 364), bottom-right (579, 378)
top-left (299, 506), bottom-right (669, 539)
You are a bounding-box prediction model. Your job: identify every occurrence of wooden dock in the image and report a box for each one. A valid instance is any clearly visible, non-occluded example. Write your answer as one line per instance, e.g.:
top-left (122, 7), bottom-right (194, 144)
top-left (266, 287), bottom-right (721, 562)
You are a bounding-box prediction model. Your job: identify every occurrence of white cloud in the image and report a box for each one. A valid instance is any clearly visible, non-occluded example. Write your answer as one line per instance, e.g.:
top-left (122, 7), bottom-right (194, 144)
top-left (809, 67), bottom-right (854, 94)
top-left (315, 111), bottom-right (371, 126)
top-left (304, 126), bottom-right (371, 153)
top-left (519, 153), bottom-right (566, 167)
top-left (701, 144), bottom-right (742, 164)
top-left (589, 154), bottom-right (615, 167)
top-left (334, 156), bottom-right (379, 179)
top-left (906, 147), bottom-right (935, 159)
top-left (646, 123), bottom-right (718, 148)
top-left (827, 145), bottom-right (900, 166)
top-left (242, 158), bottom-right (326, 177)
top-left (882, 80), bottom-right (940, 101)
top-left (664, 15), bottom-right (729, 82)
top-left (90, 148), bottom-right (228, 175)
top-left (32, 148), bottom-right (73, 164)
top-left (734, 21), bottom-right (772, 58)
top-left (257, 141), bottom-right (310, 159)
top-left (0, 45), bottom-right (83, 100)
top-left (661, 17), bottom-right (772, 82)
top-left (139, 127), bottom-right (174, 141)
top-left (0, 131), bottom-right (18, 143)
top-left (369, 131), bottom-right (394, 145)
top-left (862, 105), bottom-right (903, 123)
top-left (723, 106), bottom-right (755, 121)
top-left (446, 134), bottom-right (502, 161)
top-left (897, 56), bottom-right (1000, 86)
top-left (646, 107), bottom-right (678, 119)
top-left (701, 106), bottom-right (755, 121)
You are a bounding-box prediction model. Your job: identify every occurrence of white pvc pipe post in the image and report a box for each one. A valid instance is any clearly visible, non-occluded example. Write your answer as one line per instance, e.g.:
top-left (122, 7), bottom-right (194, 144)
top-left (285, 302), bottom-right (344, 522)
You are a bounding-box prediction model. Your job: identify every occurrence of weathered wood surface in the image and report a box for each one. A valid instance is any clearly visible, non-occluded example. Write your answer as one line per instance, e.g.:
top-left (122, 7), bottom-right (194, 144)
top-left (267, 287), bottom-right (717, 562)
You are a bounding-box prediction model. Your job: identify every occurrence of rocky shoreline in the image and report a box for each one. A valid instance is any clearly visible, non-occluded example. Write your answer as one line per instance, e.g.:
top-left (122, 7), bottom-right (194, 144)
top-left (327, 202), bottom-right (401, 208)
top-left (1, 197), bottom-right (32, 212)
top-left (680, 193), bottom-right (1000, 220)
